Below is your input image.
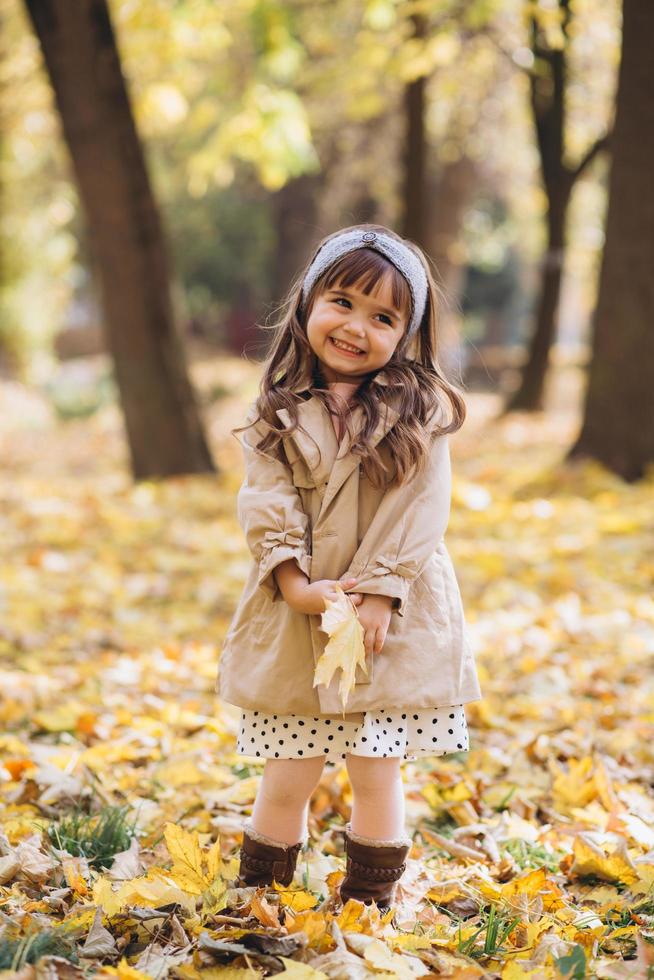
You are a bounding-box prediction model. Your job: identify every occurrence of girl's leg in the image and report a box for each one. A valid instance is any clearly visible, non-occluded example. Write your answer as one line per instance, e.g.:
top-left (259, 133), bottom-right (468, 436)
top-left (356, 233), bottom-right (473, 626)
top-left (250, 756), bottom-right (326, 845)
top-left (345, 754), bottom-right (406, 839)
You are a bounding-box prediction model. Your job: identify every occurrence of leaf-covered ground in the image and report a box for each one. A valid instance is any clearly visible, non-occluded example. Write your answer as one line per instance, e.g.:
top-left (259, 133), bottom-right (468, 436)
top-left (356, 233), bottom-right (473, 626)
top-left (1, 355), bottom-right (653, 979)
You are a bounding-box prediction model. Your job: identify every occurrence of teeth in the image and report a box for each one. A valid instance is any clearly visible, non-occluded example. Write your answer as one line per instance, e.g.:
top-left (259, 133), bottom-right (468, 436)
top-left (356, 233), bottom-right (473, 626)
top-left (332, 337), bottom-right (362, 354)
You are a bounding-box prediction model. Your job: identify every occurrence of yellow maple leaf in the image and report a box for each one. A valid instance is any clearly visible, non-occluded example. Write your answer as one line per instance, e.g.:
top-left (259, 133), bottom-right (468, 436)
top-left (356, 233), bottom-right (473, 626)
top-left (276, 957), bottom-right (329, 978)
top-left (313, 586), bottom-right (367, 712)
top-left (284, 908), bottom-right (330, 945)
top-left (61, 854), bottom-right (89, 896)
top-left (99, 869), bottom-right (197, 916)
top-left (551, 756), bottom-right (596, 813)
top-left (164, 822), bottom-right (227, 914)
top-left (335, 897), bottom-right (368, 932)
top-left (501, 962), bottom-right (542, 979)
top-left (99, 958), bottom-right (152, 979)
top-left (271, 882), bottom-right (320, 912)
top-left (569, 832), bottom-right (638, 885)
top-left (364, 937), bottom-right (418, 977)
top-left (205, 837), bottom-right (223, 883)
top-left (165, 822), bottom-right (207, 895)
top-left (631, 861), bottom-right (654, 895)
top-left (93, 875), bottom-right (123, 917)
top-left (496, 868), bottom-right (565, 917)
top-left (391, 935), bottom-right (434, 951)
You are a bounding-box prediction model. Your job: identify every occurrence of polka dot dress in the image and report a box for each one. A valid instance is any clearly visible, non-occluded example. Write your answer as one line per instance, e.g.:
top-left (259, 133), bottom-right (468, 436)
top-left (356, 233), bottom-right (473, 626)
top-left (236, 705), bottom-right (469, 762)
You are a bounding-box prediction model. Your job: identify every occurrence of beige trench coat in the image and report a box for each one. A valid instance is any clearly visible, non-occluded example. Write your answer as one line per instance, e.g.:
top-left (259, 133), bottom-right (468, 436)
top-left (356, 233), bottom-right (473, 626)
top-left (216, 369), bottom-right (482, 716)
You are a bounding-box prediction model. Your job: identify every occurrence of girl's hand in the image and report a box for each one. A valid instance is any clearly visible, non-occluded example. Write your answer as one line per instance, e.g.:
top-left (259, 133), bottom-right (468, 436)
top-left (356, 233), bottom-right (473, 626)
top-left (286, 576), bottom-right (362, 615)
top-left (355, 594), bottom-right (393, 656)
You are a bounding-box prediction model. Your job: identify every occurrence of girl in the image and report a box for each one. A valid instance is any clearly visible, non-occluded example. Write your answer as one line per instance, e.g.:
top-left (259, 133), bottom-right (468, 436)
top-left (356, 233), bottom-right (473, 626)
top-left (217, 224), bottom-right (482, 913)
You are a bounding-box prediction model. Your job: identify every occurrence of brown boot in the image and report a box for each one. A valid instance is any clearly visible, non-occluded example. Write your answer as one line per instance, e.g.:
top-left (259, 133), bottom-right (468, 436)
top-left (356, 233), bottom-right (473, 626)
top-left (236, 821), bottom-right (307, 888)
top-left (339, 822), bottom-right (412, 913)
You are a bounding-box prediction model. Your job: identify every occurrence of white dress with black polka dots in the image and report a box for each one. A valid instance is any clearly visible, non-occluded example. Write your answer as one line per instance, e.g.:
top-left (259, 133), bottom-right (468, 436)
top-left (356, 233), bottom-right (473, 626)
top-left (236, 705), bottom-right (470, 762)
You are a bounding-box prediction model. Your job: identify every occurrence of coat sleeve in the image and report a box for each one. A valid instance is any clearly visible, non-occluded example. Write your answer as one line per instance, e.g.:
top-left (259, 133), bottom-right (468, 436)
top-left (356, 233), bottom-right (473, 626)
top-left (342, 426), bottom-right (451, 617)
top-left (235, 408), bottom-right (312, 603)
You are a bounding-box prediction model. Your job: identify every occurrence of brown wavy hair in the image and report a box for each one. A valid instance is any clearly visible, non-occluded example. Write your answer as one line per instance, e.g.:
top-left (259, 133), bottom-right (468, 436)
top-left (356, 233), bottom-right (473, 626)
top-left (232, 223), bottom-right (466, 489)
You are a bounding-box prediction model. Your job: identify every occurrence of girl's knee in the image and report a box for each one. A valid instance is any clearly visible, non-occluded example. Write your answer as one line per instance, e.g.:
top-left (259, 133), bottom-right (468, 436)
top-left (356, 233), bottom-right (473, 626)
top-left (345, 753), bottom-right (402, 792)
top-left (260, 755), bottom-right (326, 804)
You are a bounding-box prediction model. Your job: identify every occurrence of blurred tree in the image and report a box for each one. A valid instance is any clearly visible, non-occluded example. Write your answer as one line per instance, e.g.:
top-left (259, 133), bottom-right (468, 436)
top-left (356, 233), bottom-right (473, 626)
top-left (569, 0), bottom-right (653, 481)
top-left (504, 0), bottom-right (611, 412)
top-left (401, 10), bottom-right (427, 245)
top-left (23, 0), bottom-right (214, 479)
top-left (269, 174), bottom-right (321, 312)
top-left (426, 156), bottom-right (478, 303)
top-left (5, 0), bottom-right (619, 385)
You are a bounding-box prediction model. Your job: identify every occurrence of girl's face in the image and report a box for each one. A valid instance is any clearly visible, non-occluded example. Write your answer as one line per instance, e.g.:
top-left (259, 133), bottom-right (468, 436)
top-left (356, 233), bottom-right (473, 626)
top-left (306, 273), bottom-right (408, 383)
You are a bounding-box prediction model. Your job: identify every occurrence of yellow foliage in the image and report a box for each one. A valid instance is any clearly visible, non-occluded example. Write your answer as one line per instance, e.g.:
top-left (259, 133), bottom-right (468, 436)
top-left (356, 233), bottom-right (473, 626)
top-left (569, 833), bottom-right (638, 885)
top-left (284, 908), bottom-right (331, 948)
top-left (164, 822), bottom-right (227, 913)
top-left (275, 958), bottom-right (328, 978)
top-left (100, 960), bottom-right (153, 979)
top-left (271, 883), bottom-right (319, 912)
top-left (551, 756), bottom-right (597, 812)
top-left (1, 359), bottom-right (651, 979)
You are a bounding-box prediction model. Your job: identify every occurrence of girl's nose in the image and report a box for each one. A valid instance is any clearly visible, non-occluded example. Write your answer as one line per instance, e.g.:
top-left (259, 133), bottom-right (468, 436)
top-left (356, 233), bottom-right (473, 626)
top-left (344, 322), bottom-right (366, 339)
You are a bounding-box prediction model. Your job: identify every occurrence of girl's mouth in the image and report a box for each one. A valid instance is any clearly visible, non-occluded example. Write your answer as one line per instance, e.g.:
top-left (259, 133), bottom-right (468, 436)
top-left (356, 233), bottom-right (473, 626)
top-left (329, 336), bottom-right (366, 357)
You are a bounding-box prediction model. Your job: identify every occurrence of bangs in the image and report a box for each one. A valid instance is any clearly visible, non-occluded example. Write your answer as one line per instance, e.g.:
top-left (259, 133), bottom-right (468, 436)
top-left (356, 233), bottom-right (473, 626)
top-left (320, 248), bottom-right (412, 320)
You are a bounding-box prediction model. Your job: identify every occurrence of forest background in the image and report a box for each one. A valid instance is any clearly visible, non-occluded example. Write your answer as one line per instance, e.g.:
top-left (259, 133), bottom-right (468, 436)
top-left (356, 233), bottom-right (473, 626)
top-left (0, 1), bottom-right (653, 977)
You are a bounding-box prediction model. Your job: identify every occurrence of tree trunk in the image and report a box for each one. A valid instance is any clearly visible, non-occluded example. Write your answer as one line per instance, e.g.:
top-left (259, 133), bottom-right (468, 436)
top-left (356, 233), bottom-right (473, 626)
top-left (505, 0), bottom-right (609, 413)
top-left (426, 156), bottom-right (478, 298)
top-left (425, 157), bottom-right (479, 378)
top-left (401, 13), bottom-right (427, 247)
top-left (24, 0), bottom-right (214, 479)
top-left (568, 0), bottom-right (654, 481)
top-left (504, 190), bottom-right (570, 410)
top-left (269, 174), bottom-right (321, 310)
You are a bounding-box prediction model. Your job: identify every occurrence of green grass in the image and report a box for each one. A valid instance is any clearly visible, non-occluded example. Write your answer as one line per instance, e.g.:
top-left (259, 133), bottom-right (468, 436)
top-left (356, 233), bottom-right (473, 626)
top-left (420, 813), bottom-right (459, 836)
top-left (456, 903), bottom-right (521, 960)
top-left (46, 802), bottom-right (139, 871)
top-left (502, 837), bottom-right (566, 872)
top-left (0, 929), bottom-right (78, 971)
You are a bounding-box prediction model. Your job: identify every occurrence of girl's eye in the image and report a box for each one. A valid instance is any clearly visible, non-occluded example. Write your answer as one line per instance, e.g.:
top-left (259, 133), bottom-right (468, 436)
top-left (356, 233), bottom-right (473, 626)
top-left (332, 297), bottom-right (393, 326)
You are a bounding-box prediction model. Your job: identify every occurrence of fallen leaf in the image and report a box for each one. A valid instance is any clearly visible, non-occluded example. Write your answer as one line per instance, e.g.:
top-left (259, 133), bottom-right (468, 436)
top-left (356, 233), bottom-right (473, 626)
top-left (81, 906), bottom-right (118, 959)
top-left (568, 833), bottom-right (639, 885)
top-left (276, 958), bottom-right (329, 978)
top-left (314, 586), bottom-right (367, 711)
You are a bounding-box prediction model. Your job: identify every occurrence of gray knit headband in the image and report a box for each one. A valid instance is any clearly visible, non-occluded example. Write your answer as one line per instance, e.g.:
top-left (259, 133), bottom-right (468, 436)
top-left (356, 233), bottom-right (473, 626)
top-left (300, 229), bottom-right (428, 337)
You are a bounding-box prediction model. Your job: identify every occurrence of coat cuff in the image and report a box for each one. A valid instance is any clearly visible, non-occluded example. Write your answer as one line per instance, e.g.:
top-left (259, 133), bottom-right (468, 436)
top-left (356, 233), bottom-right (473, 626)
top-left (258, 527), bottom-right (312, 602)
top-left (346, 556), bottom-right (420, 617)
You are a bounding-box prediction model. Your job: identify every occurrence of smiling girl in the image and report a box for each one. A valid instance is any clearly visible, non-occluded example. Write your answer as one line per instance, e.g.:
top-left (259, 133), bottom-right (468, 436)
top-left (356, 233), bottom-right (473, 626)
top-left (217, 224), bottom-right (482, 915)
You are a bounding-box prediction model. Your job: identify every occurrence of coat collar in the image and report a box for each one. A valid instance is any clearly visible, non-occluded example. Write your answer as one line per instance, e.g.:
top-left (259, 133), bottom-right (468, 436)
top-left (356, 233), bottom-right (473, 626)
top-left (274, 365), bottom-right (400, 516)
